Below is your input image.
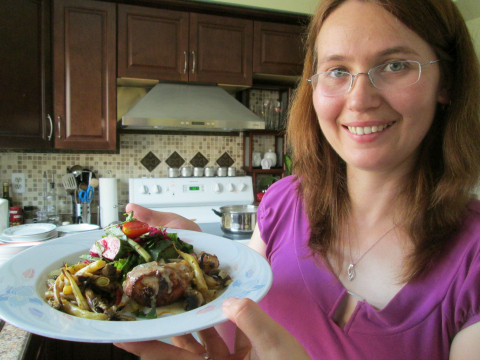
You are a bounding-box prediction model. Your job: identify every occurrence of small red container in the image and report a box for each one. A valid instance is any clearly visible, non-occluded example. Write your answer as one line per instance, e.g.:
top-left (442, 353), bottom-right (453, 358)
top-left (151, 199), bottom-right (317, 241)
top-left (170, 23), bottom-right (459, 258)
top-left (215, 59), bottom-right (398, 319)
top-left (9, 206), bottom-right (22, 214)
top-left (9, 214), bottom-right (23, 226)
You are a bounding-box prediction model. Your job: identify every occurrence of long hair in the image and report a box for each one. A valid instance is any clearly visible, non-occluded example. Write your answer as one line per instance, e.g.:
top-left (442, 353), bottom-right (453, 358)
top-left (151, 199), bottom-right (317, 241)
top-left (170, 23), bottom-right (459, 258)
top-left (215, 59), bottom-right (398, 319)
top-left (287, 0), bottom-right (480, 280)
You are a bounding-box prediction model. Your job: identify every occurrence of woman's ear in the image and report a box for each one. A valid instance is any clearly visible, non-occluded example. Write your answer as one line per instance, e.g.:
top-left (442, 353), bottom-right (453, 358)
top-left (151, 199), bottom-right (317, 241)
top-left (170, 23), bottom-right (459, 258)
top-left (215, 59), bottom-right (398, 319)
top-left (437, 85), bottom-right (450, 105)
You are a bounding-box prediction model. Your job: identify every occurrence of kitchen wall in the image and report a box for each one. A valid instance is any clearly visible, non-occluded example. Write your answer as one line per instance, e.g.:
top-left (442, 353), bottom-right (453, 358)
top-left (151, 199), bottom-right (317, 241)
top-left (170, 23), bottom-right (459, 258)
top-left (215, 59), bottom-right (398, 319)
top-left (185, 0), bottom-right (318, 15)
top-left (0, 89), bottom-right (279, 222)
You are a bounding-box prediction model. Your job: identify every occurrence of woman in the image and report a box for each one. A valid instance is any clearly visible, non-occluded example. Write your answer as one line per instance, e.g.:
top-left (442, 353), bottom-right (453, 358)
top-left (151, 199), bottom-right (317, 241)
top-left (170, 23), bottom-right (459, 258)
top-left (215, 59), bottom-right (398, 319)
top-left (116, 0), bottom-right (480, 358)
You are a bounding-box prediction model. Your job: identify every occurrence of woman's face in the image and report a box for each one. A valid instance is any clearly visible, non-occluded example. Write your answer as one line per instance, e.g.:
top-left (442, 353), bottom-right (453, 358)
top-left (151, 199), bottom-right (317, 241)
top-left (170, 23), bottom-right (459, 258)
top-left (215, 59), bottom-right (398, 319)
top-left (313, 0), bottom-right (448, 175)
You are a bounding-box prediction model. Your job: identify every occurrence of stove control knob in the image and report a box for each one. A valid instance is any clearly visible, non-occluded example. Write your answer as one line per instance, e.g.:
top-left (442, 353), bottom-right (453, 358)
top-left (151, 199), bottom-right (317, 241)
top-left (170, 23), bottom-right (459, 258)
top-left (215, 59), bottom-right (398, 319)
top-left (139, 185), bottom-right (148, 194)
top-left (213, 183), bottom-right (223, 194)
top-left (153, 185), bottom-right (162, 194)
top-left (238, 183), bottom-right (247, 192)
top-left (227, 183), bottom-right (235, 192)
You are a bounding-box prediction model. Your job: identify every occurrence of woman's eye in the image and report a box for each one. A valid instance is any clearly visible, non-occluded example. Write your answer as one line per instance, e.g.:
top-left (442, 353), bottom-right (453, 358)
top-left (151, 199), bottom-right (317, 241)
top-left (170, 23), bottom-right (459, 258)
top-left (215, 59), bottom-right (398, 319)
top-left (328, 69), bottom-right (349, 78)
top-left (383, 61), bottom-right (406, 72)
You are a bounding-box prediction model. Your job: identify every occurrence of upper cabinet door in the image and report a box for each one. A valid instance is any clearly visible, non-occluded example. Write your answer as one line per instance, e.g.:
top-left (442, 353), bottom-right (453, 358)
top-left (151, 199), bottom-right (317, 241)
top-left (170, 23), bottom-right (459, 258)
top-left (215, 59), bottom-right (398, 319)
top-left (53, 0), bottom-right (117, 150)
top-left (0, 0), bottom-right (52, 149)
top-left (189, 13), bottom-right (252, 86)
top-left (117, 6), bottom-right (252, 86)
top-left (117, 5), bottom-right (189, 81)
top-left (253, 21), bottom-right (305, 77)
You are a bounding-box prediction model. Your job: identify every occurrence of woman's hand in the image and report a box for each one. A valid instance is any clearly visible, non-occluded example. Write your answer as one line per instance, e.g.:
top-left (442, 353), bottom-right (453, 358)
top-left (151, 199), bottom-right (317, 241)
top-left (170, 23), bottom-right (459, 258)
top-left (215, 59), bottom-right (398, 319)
top-left (114, 298), bottom-right (311, 360)
top-left (125, 203), bottom-right (201, 232)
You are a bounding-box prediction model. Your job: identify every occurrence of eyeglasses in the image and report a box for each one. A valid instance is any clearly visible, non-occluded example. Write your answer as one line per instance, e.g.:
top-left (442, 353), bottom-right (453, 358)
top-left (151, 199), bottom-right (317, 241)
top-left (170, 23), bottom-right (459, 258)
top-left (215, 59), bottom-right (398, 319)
top-left (307, 60), bottom-right (441, 97)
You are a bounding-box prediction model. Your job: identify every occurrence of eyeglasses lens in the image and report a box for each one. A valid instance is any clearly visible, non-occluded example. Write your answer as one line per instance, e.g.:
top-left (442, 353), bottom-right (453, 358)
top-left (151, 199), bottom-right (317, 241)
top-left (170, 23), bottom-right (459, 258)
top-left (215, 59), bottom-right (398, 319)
top-left (310, 61), bottom-right (423, 96)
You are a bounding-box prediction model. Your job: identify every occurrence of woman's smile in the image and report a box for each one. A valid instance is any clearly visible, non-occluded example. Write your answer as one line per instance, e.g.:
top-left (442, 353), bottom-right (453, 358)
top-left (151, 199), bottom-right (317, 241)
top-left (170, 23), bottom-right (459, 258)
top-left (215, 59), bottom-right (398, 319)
top-left (345, 122), bottom-right (395, 136)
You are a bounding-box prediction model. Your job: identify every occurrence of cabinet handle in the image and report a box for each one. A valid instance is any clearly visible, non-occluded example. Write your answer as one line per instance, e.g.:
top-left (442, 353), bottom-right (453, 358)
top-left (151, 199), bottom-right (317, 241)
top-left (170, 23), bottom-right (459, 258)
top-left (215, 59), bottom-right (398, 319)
top-left (192, 50), bottom-right (196, 74)
top-left (57, 116), bottom-right (62, 139)
top-left (184, 51), bottom-right (188, 74)
top-left (47, 114), bottom-right (53, 141)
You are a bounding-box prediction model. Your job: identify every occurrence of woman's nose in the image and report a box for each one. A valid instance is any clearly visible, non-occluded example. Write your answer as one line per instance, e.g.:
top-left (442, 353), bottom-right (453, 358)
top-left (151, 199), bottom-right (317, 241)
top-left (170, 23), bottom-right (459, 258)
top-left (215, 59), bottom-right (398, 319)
top-left (346, 73), bottom-right (381, 110)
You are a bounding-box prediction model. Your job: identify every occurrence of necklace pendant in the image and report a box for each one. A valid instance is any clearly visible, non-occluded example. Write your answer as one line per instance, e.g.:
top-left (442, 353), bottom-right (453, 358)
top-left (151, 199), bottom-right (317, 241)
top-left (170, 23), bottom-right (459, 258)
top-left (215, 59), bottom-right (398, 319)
top-left (347, 263), bottom-right (356, 281)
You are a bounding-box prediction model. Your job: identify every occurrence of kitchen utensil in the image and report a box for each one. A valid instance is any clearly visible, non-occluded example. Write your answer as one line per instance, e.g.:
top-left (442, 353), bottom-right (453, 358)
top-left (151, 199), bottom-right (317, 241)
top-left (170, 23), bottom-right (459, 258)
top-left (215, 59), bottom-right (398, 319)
top-left (181, 166), bottom-right (193, 177)
top-left (81, 203), bottom-right (91, 224)
top-left (62, 173), bottom-right (77, 191)
top-left (217, 167), bottom-right (227, 177)
top-left (212, 204), bottom-right (258, 235)
top-left (228, 167), bottom-right (236, 177)
top-left (194, 167), bottom-right (204, 177)
top-left (204, 166), bottom-right (215, 177)
top-left (69, 165), bottom-right (83, 178)
top-left (78, 186), bottom-right (94, 203)
top-left (168, 167), bottom-right (180, 178)
top-left (78, 181), bottom-right (88, 191)
top-left (89, 178), bottom-right (99, 188)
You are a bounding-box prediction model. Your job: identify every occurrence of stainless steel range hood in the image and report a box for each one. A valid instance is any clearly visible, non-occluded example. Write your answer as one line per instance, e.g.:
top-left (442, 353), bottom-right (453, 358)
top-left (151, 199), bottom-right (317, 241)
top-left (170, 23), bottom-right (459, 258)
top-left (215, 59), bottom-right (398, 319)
top-left (121, 82), bottom-right (265, 132)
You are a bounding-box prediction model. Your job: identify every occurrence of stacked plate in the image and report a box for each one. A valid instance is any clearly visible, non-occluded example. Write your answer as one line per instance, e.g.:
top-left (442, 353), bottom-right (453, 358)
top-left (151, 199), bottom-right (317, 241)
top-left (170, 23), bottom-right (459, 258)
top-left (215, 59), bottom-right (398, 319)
top-left (0, 223), bottom-right (58, 266)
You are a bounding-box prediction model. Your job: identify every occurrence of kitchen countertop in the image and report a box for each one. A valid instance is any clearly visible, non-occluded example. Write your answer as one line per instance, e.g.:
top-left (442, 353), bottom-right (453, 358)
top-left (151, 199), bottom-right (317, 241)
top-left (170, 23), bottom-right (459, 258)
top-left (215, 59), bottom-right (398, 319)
top-left (0, 320), bottom-right (30, 360)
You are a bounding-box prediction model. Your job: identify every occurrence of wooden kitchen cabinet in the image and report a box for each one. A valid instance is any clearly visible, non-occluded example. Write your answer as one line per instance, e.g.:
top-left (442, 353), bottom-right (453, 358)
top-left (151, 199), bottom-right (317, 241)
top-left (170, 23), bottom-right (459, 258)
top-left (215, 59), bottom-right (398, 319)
top-left (0, 0), bottom-right (52, 149)
top-left (117, 4), bottom-right (253, 86)
top-left (53, 0), bottom-right (117, 150)
top-left (253, 21), bottom-right (305, 77)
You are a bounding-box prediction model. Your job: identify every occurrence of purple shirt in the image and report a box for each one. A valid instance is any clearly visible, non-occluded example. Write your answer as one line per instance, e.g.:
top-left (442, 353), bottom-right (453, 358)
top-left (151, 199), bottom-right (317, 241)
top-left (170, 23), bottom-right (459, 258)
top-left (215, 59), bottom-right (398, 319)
top-left (257, 176), bottom-right (480, 359)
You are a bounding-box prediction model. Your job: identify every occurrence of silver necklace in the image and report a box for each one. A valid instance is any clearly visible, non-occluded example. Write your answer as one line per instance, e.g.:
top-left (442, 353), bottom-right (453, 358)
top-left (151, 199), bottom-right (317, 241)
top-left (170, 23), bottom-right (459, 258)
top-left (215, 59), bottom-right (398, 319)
top-left (347, 224), bottom-right (397, 281)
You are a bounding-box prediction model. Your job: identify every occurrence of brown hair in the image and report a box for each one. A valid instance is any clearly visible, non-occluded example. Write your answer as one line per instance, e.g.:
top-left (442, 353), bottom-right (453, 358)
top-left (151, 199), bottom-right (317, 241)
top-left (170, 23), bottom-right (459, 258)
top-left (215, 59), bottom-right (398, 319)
top-left (287, 0), bottom-right (480, 280)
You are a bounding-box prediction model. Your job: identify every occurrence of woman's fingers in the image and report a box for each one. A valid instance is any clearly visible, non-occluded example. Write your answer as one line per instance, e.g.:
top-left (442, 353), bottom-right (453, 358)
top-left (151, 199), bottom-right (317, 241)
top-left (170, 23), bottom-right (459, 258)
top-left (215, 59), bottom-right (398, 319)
top-left (171, 334), bottom-right (207, 354)
top-left (222, 298), bottom-right (312, 360)
top-left (196, 326), bottom-right (231, 358)
top-left (114, 340), bottom-right (204, 360)
top-left (125, 203), bottom-right (201, 231)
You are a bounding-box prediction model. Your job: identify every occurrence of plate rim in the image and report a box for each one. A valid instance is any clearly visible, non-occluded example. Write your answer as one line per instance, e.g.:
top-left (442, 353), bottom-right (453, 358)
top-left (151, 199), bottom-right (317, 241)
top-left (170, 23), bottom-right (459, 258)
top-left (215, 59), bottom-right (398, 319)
top-left (0, 228), bottom-right (272, 343)
top-left (55, 224), bottom-right (100, 233)
top-left (2, 223), bottom-right (57, 238)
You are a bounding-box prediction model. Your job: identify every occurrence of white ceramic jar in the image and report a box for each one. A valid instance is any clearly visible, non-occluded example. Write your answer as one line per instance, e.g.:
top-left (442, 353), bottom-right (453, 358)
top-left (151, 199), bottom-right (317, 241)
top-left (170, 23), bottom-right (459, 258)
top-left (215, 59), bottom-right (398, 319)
top-left (263, 149), bottom-right (277, 167)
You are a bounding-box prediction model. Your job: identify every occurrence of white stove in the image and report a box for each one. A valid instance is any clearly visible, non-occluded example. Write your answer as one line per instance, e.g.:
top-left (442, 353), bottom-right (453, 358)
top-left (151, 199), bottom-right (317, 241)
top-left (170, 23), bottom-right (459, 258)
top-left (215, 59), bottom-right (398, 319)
top-left (128, 176), bottom-right (255, 242)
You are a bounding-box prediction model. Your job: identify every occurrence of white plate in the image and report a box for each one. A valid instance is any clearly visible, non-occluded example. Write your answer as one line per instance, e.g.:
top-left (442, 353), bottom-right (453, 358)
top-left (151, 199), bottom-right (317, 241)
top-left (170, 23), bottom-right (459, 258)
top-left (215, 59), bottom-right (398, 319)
top-left (0, 229), bottom-right (272, 343)
top-left (56, 224), bottom-right (100, 233)
top-left (2, 223), bottom-right (57, 239)
top-left (0, 231), bottom-right (58, 243)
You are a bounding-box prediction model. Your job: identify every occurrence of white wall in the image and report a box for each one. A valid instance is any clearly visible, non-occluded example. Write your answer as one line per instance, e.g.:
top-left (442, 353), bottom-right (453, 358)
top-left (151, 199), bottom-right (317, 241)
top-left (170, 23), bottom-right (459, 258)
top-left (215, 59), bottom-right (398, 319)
top-left (467, 18), bottom-right (480, 59)
top-left (184, 0), bottom-right (318, 15)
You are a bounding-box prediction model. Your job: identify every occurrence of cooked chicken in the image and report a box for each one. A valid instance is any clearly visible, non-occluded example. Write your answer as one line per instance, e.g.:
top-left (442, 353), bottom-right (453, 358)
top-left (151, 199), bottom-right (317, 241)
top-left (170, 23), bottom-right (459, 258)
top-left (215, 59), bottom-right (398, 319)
top-left (123, 261), bottom-right (193, 308)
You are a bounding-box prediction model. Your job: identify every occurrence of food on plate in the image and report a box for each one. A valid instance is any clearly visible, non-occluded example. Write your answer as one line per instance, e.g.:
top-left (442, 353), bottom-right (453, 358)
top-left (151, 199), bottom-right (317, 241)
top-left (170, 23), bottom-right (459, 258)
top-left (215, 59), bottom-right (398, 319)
top-left (44, 211), bottom-right (231, 321)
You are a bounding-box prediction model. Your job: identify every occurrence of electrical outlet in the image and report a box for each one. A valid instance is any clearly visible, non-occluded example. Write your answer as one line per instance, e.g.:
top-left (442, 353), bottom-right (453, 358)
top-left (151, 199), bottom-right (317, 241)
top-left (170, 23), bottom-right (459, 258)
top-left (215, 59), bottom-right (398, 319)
top-left (12, 173), bottom-right (26, 193)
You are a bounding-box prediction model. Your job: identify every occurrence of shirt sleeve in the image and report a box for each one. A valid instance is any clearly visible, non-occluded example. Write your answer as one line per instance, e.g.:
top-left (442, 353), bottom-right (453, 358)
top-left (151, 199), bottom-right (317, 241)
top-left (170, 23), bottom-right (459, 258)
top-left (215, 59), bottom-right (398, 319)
top-left (454, 242), bottom-right (480, 331)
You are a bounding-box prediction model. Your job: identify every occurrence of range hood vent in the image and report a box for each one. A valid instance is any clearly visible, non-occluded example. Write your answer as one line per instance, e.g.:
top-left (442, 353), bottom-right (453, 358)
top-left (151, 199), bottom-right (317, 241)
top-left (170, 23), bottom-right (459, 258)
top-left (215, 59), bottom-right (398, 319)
top-left (121, 82), bottom-right (265, 132)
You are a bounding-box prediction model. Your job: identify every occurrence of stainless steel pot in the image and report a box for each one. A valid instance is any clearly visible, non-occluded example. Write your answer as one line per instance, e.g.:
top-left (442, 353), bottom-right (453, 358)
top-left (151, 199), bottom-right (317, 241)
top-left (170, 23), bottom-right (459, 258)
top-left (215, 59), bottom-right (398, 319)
top-left (212, 205), bottom-right (257, 235)
top-left (181, 166), bottom-right (193, 177)
top-left (168, 167), bottom-right (179, 178)
top-left (205, 166), bottom-right (215, 177)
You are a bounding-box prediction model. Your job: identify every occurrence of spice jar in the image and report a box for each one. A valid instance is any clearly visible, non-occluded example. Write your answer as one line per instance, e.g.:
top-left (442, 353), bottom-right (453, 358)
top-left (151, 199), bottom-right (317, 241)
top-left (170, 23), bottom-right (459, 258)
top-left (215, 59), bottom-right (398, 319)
top-left (9, 206), bottom-right (23, 226)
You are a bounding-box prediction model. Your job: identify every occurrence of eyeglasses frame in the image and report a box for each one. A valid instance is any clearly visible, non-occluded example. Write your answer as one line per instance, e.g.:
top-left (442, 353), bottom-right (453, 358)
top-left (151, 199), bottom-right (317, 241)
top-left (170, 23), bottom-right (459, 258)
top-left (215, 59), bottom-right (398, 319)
top-left (307, 59), bottom-right (441, 96)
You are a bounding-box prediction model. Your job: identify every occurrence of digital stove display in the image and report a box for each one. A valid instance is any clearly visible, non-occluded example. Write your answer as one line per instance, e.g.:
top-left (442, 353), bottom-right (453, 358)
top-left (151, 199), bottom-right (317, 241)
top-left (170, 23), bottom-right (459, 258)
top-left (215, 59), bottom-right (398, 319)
top-left (183, 185), bottom-right (204, 192)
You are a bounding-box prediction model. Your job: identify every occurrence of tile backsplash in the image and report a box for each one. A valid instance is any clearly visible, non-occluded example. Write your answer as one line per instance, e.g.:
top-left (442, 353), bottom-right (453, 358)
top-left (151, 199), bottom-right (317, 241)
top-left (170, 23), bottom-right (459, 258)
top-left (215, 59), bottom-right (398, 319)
top-left (0, 132), bottom-right (276, 222)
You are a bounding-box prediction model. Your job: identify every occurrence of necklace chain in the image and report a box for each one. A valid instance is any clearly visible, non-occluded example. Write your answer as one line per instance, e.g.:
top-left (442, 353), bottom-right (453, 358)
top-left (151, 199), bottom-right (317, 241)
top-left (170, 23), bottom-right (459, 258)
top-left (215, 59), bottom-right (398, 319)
top-left (347, 224), bottom-right (397, 281)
